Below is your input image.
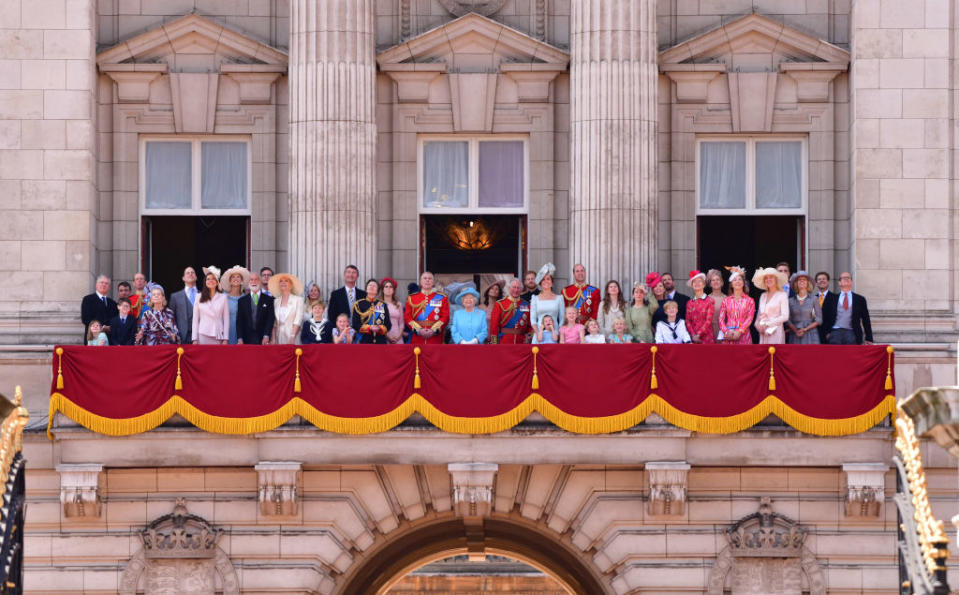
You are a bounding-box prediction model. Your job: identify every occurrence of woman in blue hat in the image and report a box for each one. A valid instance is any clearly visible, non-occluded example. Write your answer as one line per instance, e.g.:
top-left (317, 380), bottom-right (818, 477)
top-left (450, 287), bottom-right (487, 345)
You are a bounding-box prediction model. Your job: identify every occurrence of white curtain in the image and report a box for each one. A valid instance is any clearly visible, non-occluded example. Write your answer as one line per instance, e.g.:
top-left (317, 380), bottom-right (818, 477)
top-left (201, 142), bottom-right (248, 209)
top-left (423, 141), bottom-right (469, 209)
top-left (700, 141), bottom-right (746, 209)
top-left (145, 142), bottom-right (191, 209)
top-left (755, 141), bottom-right (802, 209)
top-left (478, 140), bottom-right (524, 208)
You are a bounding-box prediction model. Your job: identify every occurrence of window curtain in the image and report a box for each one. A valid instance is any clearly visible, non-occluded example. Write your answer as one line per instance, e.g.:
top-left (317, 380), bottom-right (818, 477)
top-left (478, 141), bottom-right (524, 208)
top-left (423, 141), bottom-right (469, 209)
top-left (755, 141), bottom-right (802, 209)
top-left (145, 142), bottom-right (191, 209)
top-left (699, 141), bottom-right (746, 209)
top-left (201, 142), bottom-right (248, 209)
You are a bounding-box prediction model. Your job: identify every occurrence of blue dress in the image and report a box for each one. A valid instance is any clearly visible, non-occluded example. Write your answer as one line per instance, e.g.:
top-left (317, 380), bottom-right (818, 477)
top-left (451, 308), bottom-right (488, 344)
top-left (227, 294), bottom-right (242, 344)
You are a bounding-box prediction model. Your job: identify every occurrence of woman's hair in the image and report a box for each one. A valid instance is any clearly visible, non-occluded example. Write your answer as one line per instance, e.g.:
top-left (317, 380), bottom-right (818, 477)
top-left (602, 280), bottom-right (627, 314)
top-left (199, 273), bottom-right (220, 303)
top-left (151, 289), bottom-right (168, 309)
top-left (86, 320), bottom-right (102, 341)
top-left (364, 278), bottom-right (379, 297)
top-left (632, 282), bottom-right (650, 306)
top-left (379, 279), bottom-right (399, 306)
top-left (706, 269), bottom-right (724, 293)
top-left (483, 282), bottom-right (502, 306)
top-left (727, 276), bottom-right (750, 297)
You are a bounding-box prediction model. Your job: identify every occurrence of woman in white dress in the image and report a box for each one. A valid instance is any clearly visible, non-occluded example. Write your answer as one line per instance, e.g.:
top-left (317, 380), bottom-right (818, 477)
top-left (752, 267), bottom-right (789, 345)
top-left (191, 266), bottom-right (230, 345)
top-left (268, 273), bottom-right (305, 345)
top-left (530, 263), bottom-right (563, 344)
top-left (597, 280), bottom-right (627, 337)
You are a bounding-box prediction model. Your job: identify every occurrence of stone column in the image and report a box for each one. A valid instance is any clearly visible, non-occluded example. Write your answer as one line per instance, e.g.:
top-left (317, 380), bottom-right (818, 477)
top-left (568, 0), bottom-right (657, 286)
top-left (289, 1), bottom-right (377, 291)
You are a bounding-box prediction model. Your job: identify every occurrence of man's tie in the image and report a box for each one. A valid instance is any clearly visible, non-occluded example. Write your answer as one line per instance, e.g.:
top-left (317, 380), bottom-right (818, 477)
top-left (818, 293), bottom-right (824, 307)
top-left (189, 287), bottom-right (196, 304)
top-left (100, 295), bottom-right (106, 307)
top-left (253, 292), bottom-right (259, 307)
top-left (842, 293), bottom-right (849, 310)
top-left (348, 288), bottom-right (355, 311)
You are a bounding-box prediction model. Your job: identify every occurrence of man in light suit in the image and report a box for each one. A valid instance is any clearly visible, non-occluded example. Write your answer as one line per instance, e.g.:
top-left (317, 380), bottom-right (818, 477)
top-left (80, 275), bottom-right (118, 342)
top-left (821, 272), bottom-right (873, 345)
top-left (322, 265), bottom-right (360, 343)
top-left (169, 266), bottom-right (198, 344)
top-left (236, 272), bottom-right (275, 345)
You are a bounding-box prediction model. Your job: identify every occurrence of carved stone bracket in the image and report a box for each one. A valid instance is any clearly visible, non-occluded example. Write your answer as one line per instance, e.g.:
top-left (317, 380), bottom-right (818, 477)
top-left (100, 64), bottom-right (167, 103)
top-left (842, 463), bottom-right (887, 518)
top-left (660, 64), bottom-right (725, 104)
top-left (221, 64), bottom-right (285, 104)
top-left (448, 463), bottom-right (498, 519)
top-left (255, 462), bottom-right (301, 517)
top-left (56, 463), bottom-right (102, 518)
top-left (646, 462), bottom-right (690, 516)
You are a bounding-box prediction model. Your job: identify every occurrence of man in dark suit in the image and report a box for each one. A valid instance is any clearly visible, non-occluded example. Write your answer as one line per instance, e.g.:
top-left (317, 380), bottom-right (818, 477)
top-left (322, 265), bottom-right (361, 343)
top-left (108, 298), bottom-right (137, 345)
top-left (661, 272), bottom-right (690, 318)
top-left (169, 266), bottom-right (198, 344)
top-left (814, 271), bottom-right (834, 343)
top-left (821, 272), bottom-right (873, 345)
top-left (236, 272), bottom-right (275, 345)
top-left (80, 275), bottom-right (118, 342)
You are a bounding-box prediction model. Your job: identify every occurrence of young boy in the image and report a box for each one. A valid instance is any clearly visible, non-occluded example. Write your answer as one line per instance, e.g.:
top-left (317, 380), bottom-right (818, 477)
top-left (654, 300), bottom-right (691, 344)
top-left (300, 302), bottom-right (326, 345)
top-left (331, 313), bottom-right (355, 344)
top-left (108, 297), bottom-right (138, 345)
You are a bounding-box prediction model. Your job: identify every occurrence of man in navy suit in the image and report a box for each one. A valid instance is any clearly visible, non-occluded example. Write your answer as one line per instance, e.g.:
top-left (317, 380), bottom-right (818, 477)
top-left (821, 272), bottom-right (873, 345)
top-left (80, 275), bottom-right (118, 342)
top-left (322, 265), bottom-right (360, 343)
top-left (108, 298), bottom-right (137, 345)
top-left (236, 272), bottom-right (275, 345)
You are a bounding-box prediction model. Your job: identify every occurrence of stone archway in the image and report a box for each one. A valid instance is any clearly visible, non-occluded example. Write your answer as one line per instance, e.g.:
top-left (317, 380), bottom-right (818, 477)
top-left (335, 515), bottom-right (611, 595)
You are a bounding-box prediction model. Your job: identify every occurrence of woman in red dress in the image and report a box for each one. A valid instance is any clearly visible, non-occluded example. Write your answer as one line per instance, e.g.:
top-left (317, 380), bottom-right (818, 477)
top-left (684, 270), bottom-right (715, 344)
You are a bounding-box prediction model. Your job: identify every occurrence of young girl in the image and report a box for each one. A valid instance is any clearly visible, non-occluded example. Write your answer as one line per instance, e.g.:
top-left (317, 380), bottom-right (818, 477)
top-left (536, 315), bottom-right (557, 344)
top-left (86, 320), bottom-right (109, 346)
top-left (607, 317), bottom-right (633, 344)
top-left (558, 306), bottom-right (585, 344)
top-left (655, 301), bottom-right (691, 344)
top-left (332, 313), bottom-right (355, 344)
top-left (584, 319), bottom-right (606, 343)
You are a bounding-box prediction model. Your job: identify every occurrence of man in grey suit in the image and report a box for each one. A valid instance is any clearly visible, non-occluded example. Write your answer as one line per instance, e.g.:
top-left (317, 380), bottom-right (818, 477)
top-left (169, 266), bottom-right (198, 344)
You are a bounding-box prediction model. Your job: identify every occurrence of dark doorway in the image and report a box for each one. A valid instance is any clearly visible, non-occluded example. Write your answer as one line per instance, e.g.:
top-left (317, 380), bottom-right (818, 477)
top-left (422, 215), bottom-right (526, 278)
top-left (143, 216), bottom-right (249, 294)
top-left (697, 215), bottom-right (805, 274)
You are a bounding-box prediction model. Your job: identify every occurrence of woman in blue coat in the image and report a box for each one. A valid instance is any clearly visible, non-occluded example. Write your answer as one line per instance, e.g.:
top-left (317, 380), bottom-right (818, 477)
top-left (450, 288), bottom-right (488, 344)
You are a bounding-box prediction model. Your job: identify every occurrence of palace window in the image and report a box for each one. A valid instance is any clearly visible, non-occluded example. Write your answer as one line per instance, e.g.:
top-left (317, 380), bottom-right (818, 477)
top-left (419, 136), bottom-right (528, 213)
top-left (696, 136), bottom-right (806, 215)
top-left (140, 136), bottom-right (251, 214)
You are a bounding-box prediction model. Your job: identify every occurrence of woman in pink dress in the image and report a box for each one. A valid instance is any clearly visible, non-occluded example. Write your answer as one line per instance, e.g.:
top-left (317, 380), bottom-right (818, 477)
top-left (380, 277), bottom-right (404, 344)
top-left (753, 267), bottom-right (789, 345)
top-left (719, 266), bottom-right (755, 345)
top-left (683, 270), bottom-right (715, 344)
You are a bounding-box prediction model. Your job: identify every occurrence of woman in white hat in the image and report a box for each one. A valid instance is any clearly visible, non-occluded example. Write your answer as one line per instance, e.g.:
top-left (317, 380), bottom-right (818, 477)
top-left (752, 266), bottom-right (789, 345)
top-left (268, 273), bottom-right (305, 345)
top-left (192, 266), bottom-right (230, 345)
top-left (530, 263), bottom-right (562, 344)
top-left (220, 265), bottom-right (250, 345)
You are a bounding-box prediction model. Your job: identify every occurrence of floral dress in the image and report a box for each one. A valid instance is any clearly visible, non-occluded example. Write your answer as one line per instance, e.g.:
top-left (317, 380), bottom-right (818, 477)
top-left (685, 295), bottom-right (716, 344)
top-left (719, 295), bottom-right (755, 345)
top-left (138, 308), bottom-right (179, 345)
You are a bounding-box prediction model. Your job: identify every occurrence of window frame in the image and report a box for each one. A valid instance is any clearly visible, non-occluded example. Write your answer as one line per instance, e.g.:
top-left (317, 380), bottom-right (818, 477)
top-left (694, 135), bottom-right (808, 216)
top-left (417, 135), bottom-right (530, 214)
top-left (139, 135), bottom-right (253, 216)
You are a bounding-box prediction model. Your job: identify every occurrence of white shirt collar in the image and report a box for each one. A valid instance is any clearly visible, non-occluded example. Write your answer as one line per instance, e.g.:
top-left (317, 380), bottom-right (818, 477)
top-left (96, 291), bottom-right (107, 300)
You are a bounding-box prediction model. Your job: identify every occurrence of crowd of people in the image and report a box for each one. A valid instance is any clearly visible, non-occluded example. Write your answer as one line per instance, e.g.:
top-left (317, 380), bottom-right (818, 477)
top-left (79, 260), bottom-right (874, 347)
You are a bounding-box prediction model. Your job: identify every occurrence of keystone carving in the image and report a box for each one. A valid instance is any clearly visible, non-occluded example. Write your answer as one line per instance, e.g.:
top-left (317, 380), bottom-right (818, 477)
top-left (255, 462), bottom-right (301, 516)
top-left (448, 463), bottom-right (498, 519)
top-left (842, 463), bottom-right (887, 518)
top-left (57, 463), bottom-right (102, 518)
top-left (646, 462), bottom-right (690, 516)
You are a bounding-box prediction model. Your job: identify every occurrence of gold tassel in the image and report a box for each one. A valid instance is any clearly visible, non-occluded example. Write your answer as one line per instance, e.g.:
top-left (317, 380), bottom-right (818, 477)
top-left (294, 348), bottom-right (303, 393)
top-left (885, 346), bottom-right (894, 391)
top-left (531, 346), bottom-right (540, 390)
top-left (175, 347), bottom-right (184, 391)
top-left (649, 346), bottom-right (658, 390)
top-left (55, 347), bottom-right (64, 389)
top-left (413, 347), bottom-right (422, 390)
top-left (768, 346), bottom-right (776, 391)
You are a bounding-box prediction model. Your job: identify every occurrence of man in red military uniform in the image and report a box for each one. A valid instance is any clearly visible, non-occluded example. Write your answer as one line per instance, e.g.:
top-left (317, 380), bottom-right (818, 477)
top-left (562, 263), bottom-right (600, 324)
top-left (489, 278), bottom-right (531, 344)
top-left (404, 271), bottom-right (449, 345)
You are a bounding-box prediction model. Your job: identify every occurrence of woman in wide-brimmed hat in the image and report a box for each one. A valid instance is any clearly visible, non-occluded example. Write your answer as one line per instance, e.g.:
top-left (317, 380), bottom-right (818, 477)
top-left (752, 267), bottom-right (789, 345)
top-left (530, 263), bottom-right (562, 344)
top-left (220, 265), bottom-right (250, 345)
top-left (268, 273), bottom-right (305, 345)
top-left (786, 271), bottom-right (822, 344)
top-left (192, 266), bottom-right (230, 345)
top-left (450, 287), bottom-right (487, 344)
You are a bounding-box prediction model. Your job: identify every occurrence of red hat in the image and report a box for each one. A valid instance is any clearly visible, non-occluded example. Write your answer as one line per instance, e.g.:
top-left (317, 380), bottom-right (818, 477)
top-left (380, 277), bottom-right (397, 288)
top-left (645, 272), bottom-right (662, 288)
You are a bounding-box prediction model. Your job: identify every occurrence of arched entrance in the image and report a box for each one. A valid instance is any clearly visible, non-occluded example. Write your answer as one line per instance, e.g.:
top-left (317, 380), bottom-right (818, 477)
top-left (336, 517), bottom-right (610, 595)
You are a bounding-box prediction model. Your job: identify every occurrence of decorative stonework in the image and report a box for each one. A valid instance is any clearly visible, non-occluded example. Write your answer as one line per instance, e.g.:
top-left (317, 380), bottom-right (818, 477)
top-left (255, 461), bottom-right (301, 516)
top-left (438, 0), bottom-right (508, 17)
top-left (645, 462), bottom-right (690, 516)
top-left (449, 463), bottom-right (498, 518)
top-left (842, 463), bottom-right (887, 518)
top-left (143, 498), bottom-right (221, 559)
top-left (727, 497), bottom-right (806, 557)
top-left (56, 463), bottom-right (102, 518)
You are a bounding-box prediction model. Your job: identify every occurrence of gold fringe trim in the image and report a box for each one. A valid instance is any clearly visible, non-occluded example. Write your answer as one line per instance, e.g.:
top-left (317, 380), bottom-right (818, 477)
top-left (47, 392), bottom-right (898, 439)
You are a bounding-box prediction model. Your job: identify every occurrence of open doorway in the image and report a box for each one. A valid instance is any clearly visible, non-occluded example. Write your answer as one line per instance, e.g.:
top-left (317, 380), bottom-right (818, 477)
top-left (143, 216), bottom-right (249, 294)
top-left (422, 214), bottom-right (526, 291)
top-left (697, 215), bottom-right (805, 275)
